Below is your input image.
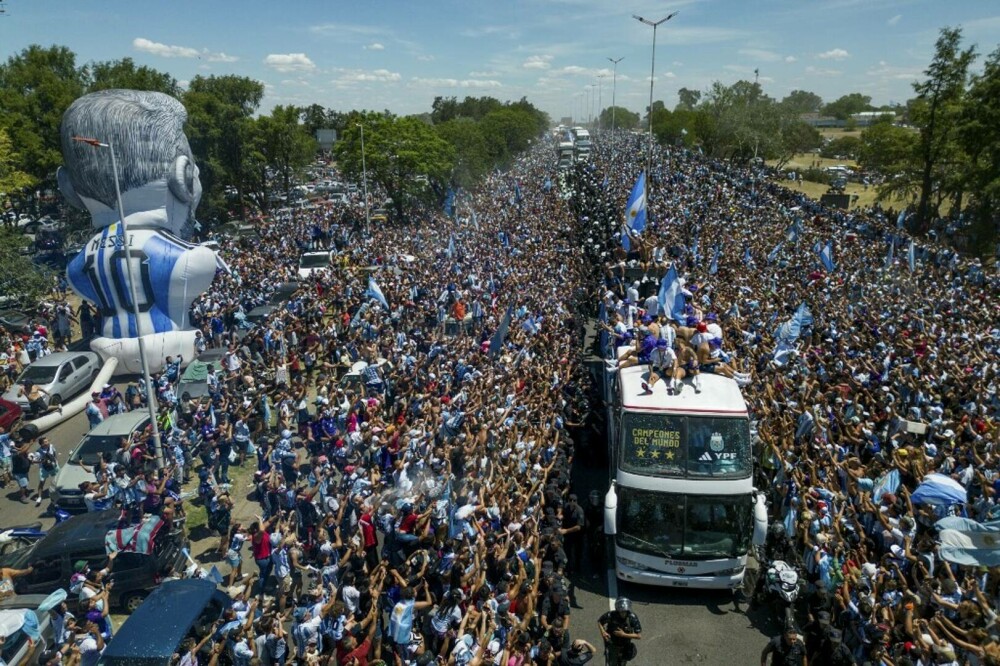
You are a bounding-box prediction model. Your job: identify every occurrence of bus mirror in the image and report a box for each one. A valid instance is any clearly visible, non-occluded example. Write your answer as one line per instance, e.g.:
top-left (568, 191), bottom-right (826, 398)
top-left (603, 483), bottom-right (618, 536)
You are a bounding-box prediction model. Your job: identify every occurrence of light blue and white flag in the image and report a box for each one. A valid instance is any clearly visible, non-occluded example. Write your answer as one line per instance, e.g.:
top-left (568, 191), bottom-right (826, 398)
top-left (366, 276), bottom-right (388, 308)
top-left (625, 172), bottom-right (647, 234)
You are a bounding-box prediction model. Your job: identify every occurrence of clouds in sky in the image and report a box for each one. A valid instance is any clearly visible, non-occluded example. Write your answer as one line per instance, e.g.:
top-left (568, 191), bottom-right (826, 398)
top-left (817, 48), bottom-right (850, 60)
top-left (133, 38), bottom-right (237, 62)
top-left (264, 53), bottom-right (316, 73)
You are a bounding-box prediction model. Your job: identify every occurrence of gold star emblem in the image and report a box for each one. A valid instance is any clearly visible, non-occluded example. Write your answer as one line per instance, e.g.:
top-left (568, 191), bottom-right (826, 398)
top-left (636, 449), bottom-right (647, 458)
top-left (650, 450), bottom-right (660, 459)
top-left (664, 451), bottom-right (674, 461)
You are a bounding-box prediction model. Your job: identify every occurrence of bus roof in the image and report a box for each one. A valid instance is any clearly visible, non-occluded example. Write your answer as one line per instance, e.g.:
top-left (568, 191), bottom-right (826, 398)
top-left (617, 364), bottom-right (748, 416)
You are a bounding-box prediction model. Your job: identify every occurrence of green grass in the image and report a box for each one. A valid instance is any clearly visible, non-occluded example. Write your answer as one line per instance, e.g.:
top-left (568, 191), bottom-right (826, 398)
top-left (771, 176), bottom-right (914, 210)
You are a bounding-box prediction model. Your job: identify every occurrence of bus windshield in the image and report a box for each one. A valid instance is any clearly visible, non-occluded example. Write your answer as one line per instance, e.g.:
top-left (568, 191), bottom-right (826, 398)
top-left (621, 412), bottom-right (751, 478)
top-left (616, 487), bottom-right (753, 560)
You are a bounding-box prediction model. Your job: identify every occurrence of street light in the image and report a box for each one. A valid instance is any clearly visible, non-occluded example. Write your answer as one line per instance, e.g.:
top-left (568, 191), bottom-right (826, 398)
top-left (357, 123), bottom-right (370, 236)
top-left (587, 85), bottom-right (596, 126)
top-left (607, 56), bottom-right (624, 155)
top-left (633, 11), bottom-right (678, 181)
top-left (71, 136), bottom-right (164, 469)
top-left (596, 75), bottom-right (606, 130)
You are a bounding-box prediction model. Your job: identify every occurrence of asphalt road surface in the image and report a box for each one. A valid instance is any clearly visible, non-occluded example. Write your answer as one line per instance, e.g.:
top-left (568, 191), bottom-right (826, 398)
top-left (3, 402), bottom-right (91, 527)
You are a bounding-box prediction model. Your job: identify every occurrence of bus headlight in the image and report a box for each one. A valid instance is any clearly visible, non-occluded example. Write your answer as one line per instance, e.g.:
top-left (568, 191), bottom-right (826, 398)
top-left (616, 557), bottom-right (649, 571)
top-left (716, 566), bottom-right (746, 577)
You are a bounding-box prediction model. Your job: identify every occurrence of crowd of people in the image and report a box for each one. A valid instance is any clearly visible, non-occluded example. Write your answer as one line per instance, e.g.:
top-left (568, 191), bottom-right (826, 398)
top-left (569, 133), bottom-right (999, 666)
top-left (1, 125), bottom-right (998, 666)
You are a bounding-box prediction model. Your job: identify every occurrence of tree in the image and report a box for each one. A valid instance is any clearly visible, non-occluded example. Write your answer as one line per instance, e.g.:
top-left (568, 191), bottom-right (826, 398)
top-left (479, 107), bottom-right (541, 166)
top-left (822, 93), bottom-right (873, 120)
top-left (183, 75), bottom-right (265, 223)
top-left (956, 45), bottom-right (1000, 254)
top-left (247, 105), bottom-right (316, 215)
top-left (773, 121), bottom-right (822, 169)
top-left (911, 27), bottom-right (976, 232)
top-left (336, 113), bottom-right (455, 221)
top-left (299, 104), bottom-right (330, 137)
top-left (0, 127), bottom-right (35, 220)
top-left (598, 106), bottom-right (640, 130)
top-left (0, 225), bottom-right (51, 303)
top-left (0, 45), bottom-right (86, 201)
top-left (435, 118), bottom-right (490, 189)
top-left (676, 88), bottom-right (701, 111)
top-left (857, 118), bottom-right (918, 175)
top-left (820, 136), bottom-right (863, 159)
top-left (780, 90), bottom-right (824, 115)
top-left (86, 57), bottom-right (179, 96)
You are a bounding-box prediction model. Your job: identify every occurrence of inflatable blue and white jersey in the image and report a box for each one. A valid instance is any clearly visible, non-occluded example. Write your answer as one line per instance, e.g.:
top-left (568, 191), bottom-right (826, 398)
top-left (67, 223), bottom-right (217, 339)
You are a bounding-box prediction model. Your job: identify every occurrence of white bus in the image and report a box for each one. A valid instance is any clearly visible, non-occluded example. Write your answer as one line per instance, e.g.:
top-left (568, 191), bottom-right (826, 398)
top-left (604, 358), bottom-right (766, 589)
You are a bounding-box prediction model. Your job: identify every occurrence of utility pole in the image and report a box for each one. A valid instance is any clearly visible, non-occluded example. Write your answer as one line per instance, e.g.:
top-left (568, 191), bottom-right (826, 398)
top-left (633, 11), bottom-right (678, 185)
top-left (596, 74), bottom-right (606, 130)
top-left (607, 56), bottom-right (624, 160)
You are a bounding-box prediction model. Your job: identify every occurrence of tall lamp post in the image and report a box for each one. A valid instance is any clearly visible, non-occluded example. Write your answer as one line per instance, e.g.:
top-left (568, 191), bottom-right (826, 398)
top-left (596, 74), bottom-right (606, 130)
top-left (72, 136), bottom-right (163, 469)
top-left (357, 123), bottom-right (370, 236)
top-left (633, 11), bottom-right (678, 181)
top-left (607, 56), bottom-right (624, 159)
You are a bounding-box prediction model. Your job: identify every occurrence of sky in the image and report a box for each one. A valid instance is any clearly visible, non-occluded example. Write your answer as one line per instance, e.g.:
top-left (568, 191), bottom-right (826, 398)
top-left (1, 0), bottom-right (997, 122)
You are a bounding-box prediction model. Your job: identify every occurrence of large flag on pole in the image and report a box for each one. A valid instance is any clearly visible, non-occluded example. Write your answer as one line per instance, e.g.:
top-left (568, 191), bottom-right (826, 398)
top-left (625, 172), bottom-right (647, 234)
top-left (657, 265), bottom-right (686, 322)
top-left (907, 239), bottom-right (916, 272)
top-left (885, 237), bottom-right (895, 268)
top-left (366, 276), bottom-right (389, 308)
top-left (709, 245), bottom-right (720, 275)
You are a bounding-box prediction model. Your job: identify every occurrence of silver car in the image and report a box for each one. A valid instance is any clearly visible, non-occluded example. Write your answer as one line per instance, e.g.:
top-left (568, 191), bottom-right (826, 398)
top-left (1, 351), bottom-right (102, 411)
top-left (51, 411), bottom-right (150, 513)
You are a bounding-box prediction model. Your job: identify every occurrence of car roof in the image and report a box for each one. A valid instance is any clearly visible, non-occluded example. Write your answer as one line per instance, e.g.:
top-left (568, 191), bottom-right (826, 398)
top-left (21, 352), bottom-right (91, 368)
top-left (29, 509), bottom-right (124, 559)
top-left (85, 411), bottom-right (149, 437)
top-left (102, 580), bottom-right (227, 661)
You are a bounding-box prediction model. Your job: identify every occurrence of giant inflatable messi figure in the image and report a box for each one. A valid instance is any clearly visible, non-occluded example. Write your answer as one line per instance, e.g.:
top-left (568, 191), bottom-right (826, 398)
top-left (58, 90), bottom-right (217, 374)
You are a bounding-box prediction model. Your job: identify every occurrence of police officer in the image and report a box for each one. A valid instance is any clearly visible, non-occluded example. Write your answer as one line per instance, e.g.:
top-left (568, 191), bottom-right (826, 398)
top-left (760, 624), bottom-right (807, 666)
top-left (560, 493), bottom-right (586, 574)
top-left (598, 597), bottom-right (641, 666)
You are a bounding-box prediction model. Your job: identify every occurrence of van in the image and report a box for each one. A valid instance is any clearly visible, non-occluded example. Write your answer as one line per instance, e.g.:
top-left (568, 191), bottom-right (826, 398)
top-left (98, 580), bottom-right (230, 666)
top-left (0, 510), bottom-right (188, 612)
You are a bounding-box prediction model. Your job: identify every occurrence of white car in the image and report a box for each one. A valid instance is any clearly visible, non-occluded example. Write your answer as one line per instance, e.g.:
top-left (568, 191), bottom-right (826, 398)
top-left (298, 251), bottom-right (333, 279)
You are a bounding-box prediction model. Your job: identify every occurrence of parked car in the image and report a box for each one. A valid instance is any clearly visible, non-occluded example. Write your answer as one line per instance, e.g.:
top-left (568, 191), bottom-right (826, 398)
top-left (0, 398), bottom-right (22, 433)
top-left (1, 352), bottom-right (102, 412)
top-left (0, 510), bottom-right (187, 612)
top-left (99, 579), bottom-right (230, 666)
top-left (0, 594), bottom-right (55, 665)
top-left (51, 411), bottom-right (151, 513)
top-left (0, 309), bottom-right (31, 336)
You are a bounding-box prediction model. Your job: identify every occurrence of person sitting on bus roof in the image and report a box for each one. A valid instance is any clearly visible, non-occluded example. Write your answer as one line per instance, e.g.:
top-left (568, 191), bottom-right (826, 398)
top-left (642, 339), bottom-right (680, 395)
top-left (698, 338), bottom-right (751, 387)
top-left (677, 344), bottom-right (702, 393)
top-left (607, 326), bottom-right (656, 373)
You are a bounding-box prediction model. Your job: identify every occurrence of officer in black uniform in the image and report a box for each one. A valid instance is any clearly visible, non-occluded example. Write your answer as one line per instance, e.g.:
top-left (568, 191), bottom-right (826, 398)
top-left (598, 597), bottom-right (642, 666)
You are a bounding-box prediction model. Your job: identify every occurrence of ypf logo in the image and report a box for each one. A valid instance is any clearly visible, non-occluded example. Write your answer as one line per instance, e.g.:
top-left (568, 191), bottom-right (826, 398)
top-left (710, 432), bottom-right (724, 452)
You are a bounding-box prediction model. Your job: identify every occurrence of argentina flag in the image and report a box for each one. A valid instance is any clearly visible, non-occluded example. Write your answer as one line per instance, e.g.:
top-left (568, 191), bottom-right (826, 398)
top-left (366, 276), bottom-right (389, 308)
top-left (625, 171), bottom-right (647, 234)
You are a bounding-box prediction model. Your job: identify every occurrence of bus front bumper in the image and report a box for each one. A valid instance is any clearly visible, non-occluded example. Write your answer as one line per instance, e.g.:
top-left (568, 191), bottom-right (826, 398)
top-left (616, 562), bottom-right (745, 590)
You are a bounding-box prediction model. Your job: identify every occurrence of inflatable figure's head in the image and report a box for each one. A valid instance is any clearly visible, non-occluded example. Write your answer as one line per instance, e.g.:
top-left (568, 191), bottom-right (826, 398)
top-left (58, 89), bottom-right (201, 238)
